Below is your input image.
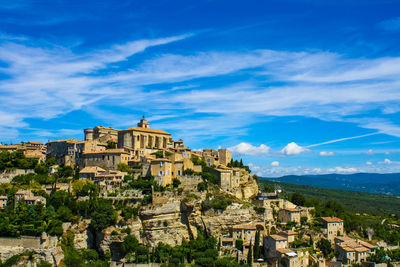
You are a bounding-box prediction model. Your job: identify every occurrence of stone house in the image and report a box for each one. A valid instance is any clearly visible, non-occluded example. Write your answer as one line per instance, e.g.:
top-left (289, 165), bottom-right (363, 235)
top-left (0, 196), bottom-right (7, 209)
top-left (46, 138), bottom-right (79, 166)
top-left (150, 159), bottom-right (173, 186)
top-left (320, 217), bottom-right (344, 242)
top-left (15, 190), bottom-right (46, 206)
top-left (278, 230), bottom-right (298, 243)
top-left (42, 183), bottom-right (71, 195)
top-left (263, 234), bottom-right (289, 259)
top-left (82, 149), bottom-right (129, 170)
top-left (79, 166), bottom-right (106, 180)
top-left (84, 126), bottom-right (119, 143)
top-left (334, 236), bottom-right (376, 264)
top-left (232, 222), bottom-right (257, 246)
top-left (279, 208), bottom-right (302, 224)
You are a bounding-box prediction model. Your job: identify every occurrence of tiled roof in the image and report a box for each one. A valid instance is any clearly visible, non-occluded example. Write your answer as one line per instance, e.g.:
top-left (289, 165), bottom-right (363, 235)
top-left (123, 126), bottom-right (170, 135)
top-left (232, 222), bottom-right (256, 230)
top-left (321, 217), bottom-right (343, 223)
top-left (269, 235), bottom-right (287, 241)
top-left (0, 196), bottom-right (8, 200)
top-left (279, 230), bottom-right (297, 236)
top-left (80, 166), bottom-right (106, 173)
top-left (283, 208), bottom-right (301, 212)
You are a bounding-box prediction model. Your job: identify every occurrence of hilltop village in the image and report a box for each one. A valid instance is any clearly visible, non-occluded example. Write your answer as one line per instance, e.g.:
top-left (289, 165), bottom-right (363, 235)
top-left (0, 118), bottom-right (388, 267)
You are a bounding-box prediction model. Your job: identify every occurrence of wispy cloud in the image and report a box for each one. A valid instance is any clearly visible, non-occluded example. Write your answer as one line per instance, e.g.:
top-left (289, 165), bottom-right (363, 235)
top-left (377, 16), bottom-right (400, 32)
top-left (1, 33), bottom-right (400, 144)
top-left (307, 132), bottom-right (379, 148)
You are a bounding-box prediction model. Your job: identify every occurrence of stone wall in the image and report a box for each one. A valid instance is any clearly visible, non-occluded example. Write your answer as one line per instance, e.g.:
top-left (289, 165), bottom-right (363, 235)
top-left (0, 169), bottom-right (35, 183)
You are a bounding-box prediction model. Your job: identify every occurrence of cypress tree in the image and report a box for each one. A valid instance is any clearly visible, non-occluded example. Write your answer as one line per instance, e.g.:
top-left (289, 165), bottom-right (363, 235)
top-left (254, 230), bottom-right (260, 260)
top-left (247, 241), bottom-right (253, 266)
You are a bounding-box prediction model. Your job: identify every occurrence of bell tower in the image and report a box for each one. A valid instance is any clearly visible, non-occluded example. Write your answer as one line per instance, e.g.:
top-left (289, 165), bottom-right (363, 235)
top-left (137, 115), bottom-right (150, 128)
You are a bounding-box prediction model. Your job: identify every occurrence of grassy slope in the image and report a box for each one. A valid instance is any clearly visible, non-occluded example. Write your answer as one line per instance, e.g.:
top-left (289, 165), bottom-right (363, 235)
top-left (259, 179), bottom-right (400, 216)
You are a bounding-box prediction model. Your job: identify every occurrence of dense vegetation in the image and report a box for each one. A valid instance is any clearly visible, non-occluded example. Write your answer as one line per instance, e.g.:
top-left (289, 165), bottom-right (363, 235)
top-left (260, 179), bottom-right (400, 215)
top-left (260, 180), bottom-right (400, 245)
top-left (0, 150), bottom-right (38, 171)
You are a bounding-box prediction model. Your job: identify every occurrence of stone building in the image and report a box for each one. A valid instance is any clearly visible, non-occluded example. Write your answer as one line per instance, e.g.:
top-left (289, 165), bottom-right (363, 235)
top-left (202, 148), bottom-right (232, 167)
top-left (278, 208), bottom-right (302, 224)
top-left (150, 159), bottom-right (173, 186)
top-left (264, 234), bottom-right (289, 258)
top-left (232, 222), bottom-right (257, 245)
top-left (82, 149), bottom-right (129, 170)
top-left (334, 236), bottom-right (376, 264)
top-left (118, 117), bottom-right (172, 158)
top-left (84, 126), bottom-right (119, 143)
top-left (15, 190), bottom-right (46, 205)
top-left (46, 139), bottom-right (80, 166)
top-left (278, 231), bottom-right (297, 243)
top-left (320, 217), bottom-right (344, 242)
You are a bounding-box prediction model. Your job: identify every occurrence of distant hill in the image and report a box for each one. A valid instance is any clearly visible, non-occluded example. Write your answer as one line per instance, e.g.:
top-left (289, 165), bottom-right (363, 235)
top-left (258, 179), bottom-right (400, 215)
top-left (261, 173), bottom-right (400, 196)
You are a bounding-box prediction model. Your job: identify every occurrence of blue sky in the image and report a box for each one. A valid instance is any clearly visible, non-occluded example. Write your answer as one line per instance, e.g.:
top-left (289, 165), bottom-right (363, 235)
top-left (1, 0), bottom-right (400, 177)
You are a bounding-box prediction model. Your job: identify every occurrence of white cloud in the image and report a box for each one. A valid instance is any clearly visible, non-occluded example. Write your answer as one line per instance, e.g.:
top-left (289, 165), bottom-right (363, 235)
top-left (281, 142), bottom-right (308, 156)
top-left (366, 161), bottom-right (373, 165)
top-left (377, 17), bottom-right (400, 32)
top-left (319, 151), bottom-right (334, 156)
top-left (228, 142), bottom-right (270, 156)
top-left (327, 166), bottom-right (358, 173)
top-left (366, 149), bottom-right (374, 155)
top-left (382, 158), bottom-right (392, 165)
top-left (271, 161), bottom-right (280, 167)
top-left (2, 34), bottom-right (400, 142)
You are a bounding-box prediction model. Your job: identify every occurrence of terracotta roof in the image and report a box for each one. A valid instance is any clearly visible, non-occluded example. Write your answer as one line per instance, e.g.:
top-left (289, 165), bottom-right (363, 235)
top-left (355, 247), bottom-right (371, 252)
top-left (279, 230), bottom-right (297, 236)
top-left (232, 222), bottom-right (256, 230)
top-left (151, 158), bottom-right (171, 162)
top-left (80, 166), bottom-right (106, 173)
top-left (358, 240), bottom-right (376, 249)
top-left (0, 196), bottom-right (8, 200)
top-left (48, 138), bottom-right (78, 143)
top-left (283, 208), bottom-right (301, 212)
top-left (321, 217), bottom-right (343, 223)
top-left (341, 246), bottom-right (356, 252)
top-left (123, 126), bottom-right (170, 135)
top-left (27, 141), bottom-right (43, 145)
top-left (269, 235), bottom-right (287, 241)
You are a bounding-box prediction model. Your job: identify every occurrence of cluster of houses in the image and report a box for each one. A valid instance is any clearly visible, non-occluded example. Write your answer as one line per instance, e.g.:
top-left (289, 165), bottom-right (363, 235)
top-left (0, 189), bottom-right (46, 209)
top-left (221, 214), bottom-right (376, 267)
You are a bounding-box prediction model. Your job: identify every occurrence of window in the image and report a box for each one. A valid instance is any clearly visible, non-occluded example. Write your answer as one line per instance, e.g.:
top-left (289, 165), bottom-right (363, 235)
top-left (159, 171), bottom-right (163, 176)
top-left (160, 162), bottom-right (163, 166)
top-left (178, 163), bottom-right (181, 168)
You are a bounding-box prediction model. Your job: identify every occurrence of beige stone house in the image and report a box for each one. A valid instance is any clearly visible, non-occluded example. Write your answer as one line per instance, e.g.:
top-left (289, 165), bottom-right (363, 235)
top-left (279, 208), bottom-right (302, 224)
top-left (320, 217), bottom-right (344, 242)
top-left (278, 230), bottom-right (297, 243)
top-left (82, 149), bottom-right (129, 170)
top-left (15, 190), bottom-right (46, 206)
top-left (150, 159), bottom-right (173, 186)
top-left (334, 236), bottom-right (376, 264)
top-left (46, 138), bottom-right (80, 166)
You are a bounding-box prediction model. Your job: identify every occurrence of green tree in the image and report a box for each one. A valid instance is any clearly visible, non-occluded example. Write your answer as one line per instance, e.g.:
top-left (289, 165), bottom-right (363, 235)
top-left (254, 230), bottom-right (261, 260)
top-left (290, 193), bottom-right (306, 206)
top-left (247, 241), bottom-right (253, 266)
top-left (316, 238), bottom-right (333, 258)
top-left (235, 239), bottom-right (244, 251)
top-left (172, 178), bottom-right (181, 188)
top-left (121, 235), bottom-right (139, 255)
